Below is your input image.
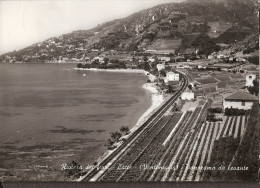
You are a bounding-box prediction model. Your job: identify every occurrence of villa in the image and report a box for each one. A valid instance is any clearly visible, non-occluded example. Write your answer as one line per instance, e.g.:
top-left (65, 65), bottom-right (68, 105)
top-left (223, 91), bottom-right (258, 111)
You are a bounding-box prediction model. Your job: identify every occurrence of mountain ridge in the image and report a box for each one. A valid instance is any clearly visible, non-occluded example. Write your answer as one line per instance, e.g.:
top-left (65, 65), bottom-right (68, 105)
top-left (0, 0), bottom-right (258, 63)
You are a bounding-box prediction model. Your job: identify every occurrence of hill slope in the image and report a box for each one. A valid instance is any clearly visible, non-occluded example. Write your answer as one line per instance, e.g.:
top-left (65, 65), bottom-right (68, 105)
top-left (0, 0), bottom-right (258, 63)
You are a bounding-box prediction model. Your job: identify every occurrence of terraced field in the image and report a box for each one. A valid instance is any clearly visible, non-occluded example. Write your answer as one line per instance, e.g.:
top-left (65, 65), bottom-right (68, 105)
top-left (82, 84), bottom-right (250, 182)
top-left (97, 102), bottom-right (210, 182)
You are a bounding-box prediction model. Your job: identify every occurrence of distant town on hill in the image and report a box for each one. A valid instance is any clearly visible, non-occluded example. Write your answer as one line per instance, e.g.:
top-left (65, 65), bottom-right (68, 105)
top-left (0, 0), bottom-right (258, 66)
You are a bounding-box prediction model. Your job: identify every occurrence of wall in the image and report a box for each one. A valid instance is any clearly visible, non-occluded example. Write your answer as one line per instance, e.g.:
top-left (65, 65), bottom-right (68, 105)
top-left (223, 100), bottom-right (254, 110)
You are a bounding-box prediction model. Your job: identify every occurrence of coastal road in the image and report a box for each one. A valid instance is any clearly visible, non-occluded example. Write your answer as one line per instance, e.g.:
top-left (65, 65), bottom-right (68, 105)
top-left (80, 71), bottom-right (188, 182)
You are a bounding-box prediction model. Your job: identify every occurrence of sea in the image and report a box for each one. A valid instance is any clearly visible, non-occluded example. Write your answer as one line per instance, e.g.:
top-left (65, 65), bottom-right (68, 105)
top-left (0, 63), bottom-right (151, 181)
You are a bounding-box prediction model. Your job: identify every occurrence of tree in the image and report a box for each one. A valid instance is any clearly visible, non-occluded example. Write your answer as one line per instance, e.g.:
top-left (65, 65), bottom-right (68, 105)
top-left (104, 138), bottom-right (114, 150)
top-left (143, 55), bottom-right (148, 62)
top-left (110, 131), bottom-right (122, 143)
top-left (64, 160), bottom-right (82, 179)
top-left (103, 57), bottom-right (109, 64)
top-left (77, 63), bottom-right (82, 68)
top-left (120, 126), bottom-right (130, 135)
top-left (247, 79), bottom-right (259, 96)
top-left (146, 79), bottom-right (151, 83)
top-left (160, 70), bottom-right (166, 77)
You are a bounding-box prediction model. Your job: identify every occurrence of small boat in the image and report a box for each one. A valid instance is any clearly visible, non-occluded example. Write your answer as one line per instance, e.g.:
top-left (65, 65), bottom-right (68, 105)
top-left (83, 74), bottom-right (86, 77)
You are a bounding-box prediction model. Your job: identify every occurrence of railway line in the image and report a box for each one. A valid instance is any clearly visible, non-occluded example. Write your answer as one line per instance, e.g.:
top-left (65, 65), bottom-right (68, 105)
top-left (81, 71), bottom-right (188, 182)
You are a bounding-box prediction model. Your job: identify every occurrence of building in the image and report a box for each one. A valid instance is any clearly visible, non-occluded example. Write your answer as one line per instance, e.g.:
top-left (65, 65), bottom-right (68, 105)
top-left (165, 72), bottom-right (179, 83)
top-left (246, 74), bottom-right (256, 87)
top-left (208, 55), bottom-right (214, 60)
top-left (223, 91), bottom-right (258, 111)
top-left (157, 63), bottom-right (165, 71)
top-left (181, 92), bottom-right (195, 100)
top-left (217, 54), bottom-right (224, 59)
top-left (92, 56), bottom-right (104, 63)
top-left (148, 57), bottom-right (156, 63)
top-left (158, 56), bottom-right (170, 62)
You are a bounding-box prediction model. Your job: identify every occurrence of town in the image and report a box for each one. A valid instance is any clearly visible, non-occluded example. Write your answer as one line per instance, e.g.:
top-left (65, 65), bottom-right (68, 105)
top-left (0, 0), bottom-right (258, 183)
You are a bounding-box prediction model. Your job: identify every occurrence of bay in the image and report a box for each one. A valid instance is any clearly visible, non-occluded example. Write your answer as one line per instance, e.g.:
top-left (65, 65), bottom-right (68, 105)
top-left (0, 63), bottom-right (151, 181)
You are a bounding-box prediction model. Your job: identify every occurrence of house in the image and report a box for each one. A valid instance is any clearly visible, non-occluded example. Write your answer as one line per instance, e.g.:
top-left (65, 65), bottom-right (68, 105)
top-left (92, 57), bottom-right (104, 63)
top-left (208, 55), bottom-right (215, 60)
top-left (165, 72), bottom-right (179, 83)
top-left (246, 74), bottom-right (256, 87)
top-left (217, 54), bottom-right (224, 59)
top-left (148, 57), bottom-right (156, 63)
top-left (157, 63), bottom-right (165, 71)
top-left (181, 92), bottom-right (195, 100)
top-left (229, 57), bottom-right (234, 62)
top-left (158, 56), bottom-right (170, 62)
top-left (223, 91), bottom-right (258, 111)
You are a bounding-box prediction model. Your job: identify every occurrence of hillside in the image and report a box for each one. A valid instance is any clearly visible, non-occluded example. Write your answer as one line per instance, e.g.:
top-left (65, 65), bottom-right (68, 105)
top-left (0, 0), bottom-right (258, 63)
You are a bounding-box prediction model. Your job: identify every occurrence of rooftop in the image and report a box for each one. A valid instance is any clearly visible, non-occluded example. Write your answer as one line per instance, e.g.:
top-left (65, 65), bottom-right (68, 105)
top-left (225, 91), bottom-right (258, 101)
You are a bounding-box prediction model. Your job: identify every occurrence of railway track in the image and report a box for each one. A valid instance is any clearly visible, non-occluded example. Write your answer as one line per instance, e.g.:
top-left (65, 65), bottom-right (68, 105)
top-left (81, 71), bottom-right (188, 182)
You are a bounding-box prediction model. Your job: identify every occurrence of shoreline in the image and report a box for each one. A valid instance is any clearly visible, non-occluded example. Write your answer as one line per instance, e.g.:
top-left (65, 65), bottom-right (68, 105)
top-left (75, 68), bottom-right (167, 181)
top-left (74, 68), bottom-right (163, 132)
top-left (73, 67), bottom-right (156, 82)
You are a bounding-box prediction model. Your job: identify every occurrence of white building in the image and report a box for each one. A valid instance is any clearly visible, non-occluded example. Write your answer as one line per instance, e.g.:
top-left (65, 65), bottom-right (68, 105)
top-left (217, 54), bottom-right (224, 59)
top-left (246, 74), bottom-right (256, 87)
top-left (229, 57), bottom-right (234, 62)
top-left (208, 55), bottom-right (214, 60)
top-left (158, 56), bottom-right (170, 62)
top-left (157, 63), bottom-right (165, 71)
top-left (223, 91), bottom-right (258, 111)
top-left (165, 72), bottom-right (179, 83)
top-left (92, 57), bottom-right (104, 63)
top-left (148, 57), bottom-right (156, 63)
top-left (181, 92), bottom-right (195, 100)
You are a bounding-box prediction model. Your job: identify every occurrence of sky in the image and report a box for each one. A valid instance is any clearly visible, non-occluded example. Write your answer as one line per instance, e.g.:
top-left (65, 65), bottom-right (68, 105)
top-left (0, 0), bottom-right (185, 54)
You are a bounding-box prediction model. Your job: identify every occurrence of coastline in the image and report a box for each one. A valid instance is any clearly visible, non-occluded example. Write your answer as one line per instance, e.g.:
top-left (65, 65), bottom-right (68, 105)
top-left (74, 67), bottom-right (164, 137)
top-left (74, 68), bottom-right (163, 132)
top-left (75, 68), bottom-right (167, 181)
top-left (73, 68), bottom-right (156, 82)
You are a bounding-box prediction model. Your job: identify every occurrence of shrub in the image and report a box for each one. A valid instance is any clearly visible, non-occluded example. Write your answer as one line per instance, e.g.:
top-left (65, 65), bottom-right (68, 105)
top-left (208, 108), bottom-right (223, 114)
top-left (63, 160), bottom-right (82, 179)
top-left (110, 131), bottom-right (122, 142)
top-left (77, 63), bottom-right (82, 68)
top-left (120, 126), bottom-right (130, 135)
top-left (104, 138), bottom-right (115, 150)
top-left (146, 79), bottom-right (151, 83)
top-left (224, 108), bottom-right (249, 116)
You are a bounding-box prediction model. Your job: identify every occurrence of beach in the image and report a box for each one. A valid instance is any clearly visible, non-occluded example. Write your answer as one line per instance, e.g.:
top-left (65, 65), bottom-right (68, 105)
top-left (74, 68), bottom-right (165, 134)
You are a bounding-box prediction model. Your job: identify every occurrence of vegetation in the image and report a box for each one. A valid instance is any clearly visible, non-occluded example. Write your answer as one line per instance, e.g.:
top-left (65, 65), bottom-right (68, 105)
top-left (247, 56), bottom-right (259, 65)
top-left (77, 62), bottom-right (126, 69)
top-left (204, 103), bottom-right (259, 181)
top-left (247, 79), bottom-right (259, 96)
top-left (226, 103), bottom-right (259, 181)
top-left (208, 108), bottom-right (223, 114)
top-left (104, 138), bottom-right (115, 150)
top-left (224, 108), bottom-right (249, 116)
top-left (120, 126), bottom-right (130, 135)
top-left (63, 160), bottom-right (82, 179)
top-left (192, 34), bottom-right (221, 55)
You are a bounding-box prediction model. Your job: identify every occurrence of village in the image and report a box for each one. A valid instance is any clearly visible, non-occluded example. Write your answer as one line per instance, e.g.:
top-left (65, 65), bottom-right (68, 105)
top-left (76, 47), bottom-right (259, 182)
top-left (71, 45), bottom-right (259, 112)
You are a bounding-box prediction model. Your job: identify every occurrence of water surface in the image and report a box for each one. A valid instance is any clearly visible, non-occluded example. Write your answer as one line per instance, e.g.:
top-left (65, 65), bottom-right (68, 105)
top-left (0, 64), bottom-right (151, 181)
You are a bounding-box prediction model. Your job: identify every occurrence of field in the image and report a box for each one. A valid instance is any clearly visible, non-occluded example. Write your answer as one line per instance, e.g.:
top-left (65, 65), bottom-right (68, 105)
top-left (96, 98), bottom-right (251, 182)
top-left (183, 68), bottom-right (248, 108)
top-left (98, 101), bottom-right (210, 181)
top-left (147, 38), bottom-right (182, 53)
top-left (207, 21), bottom-right (233, 38)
